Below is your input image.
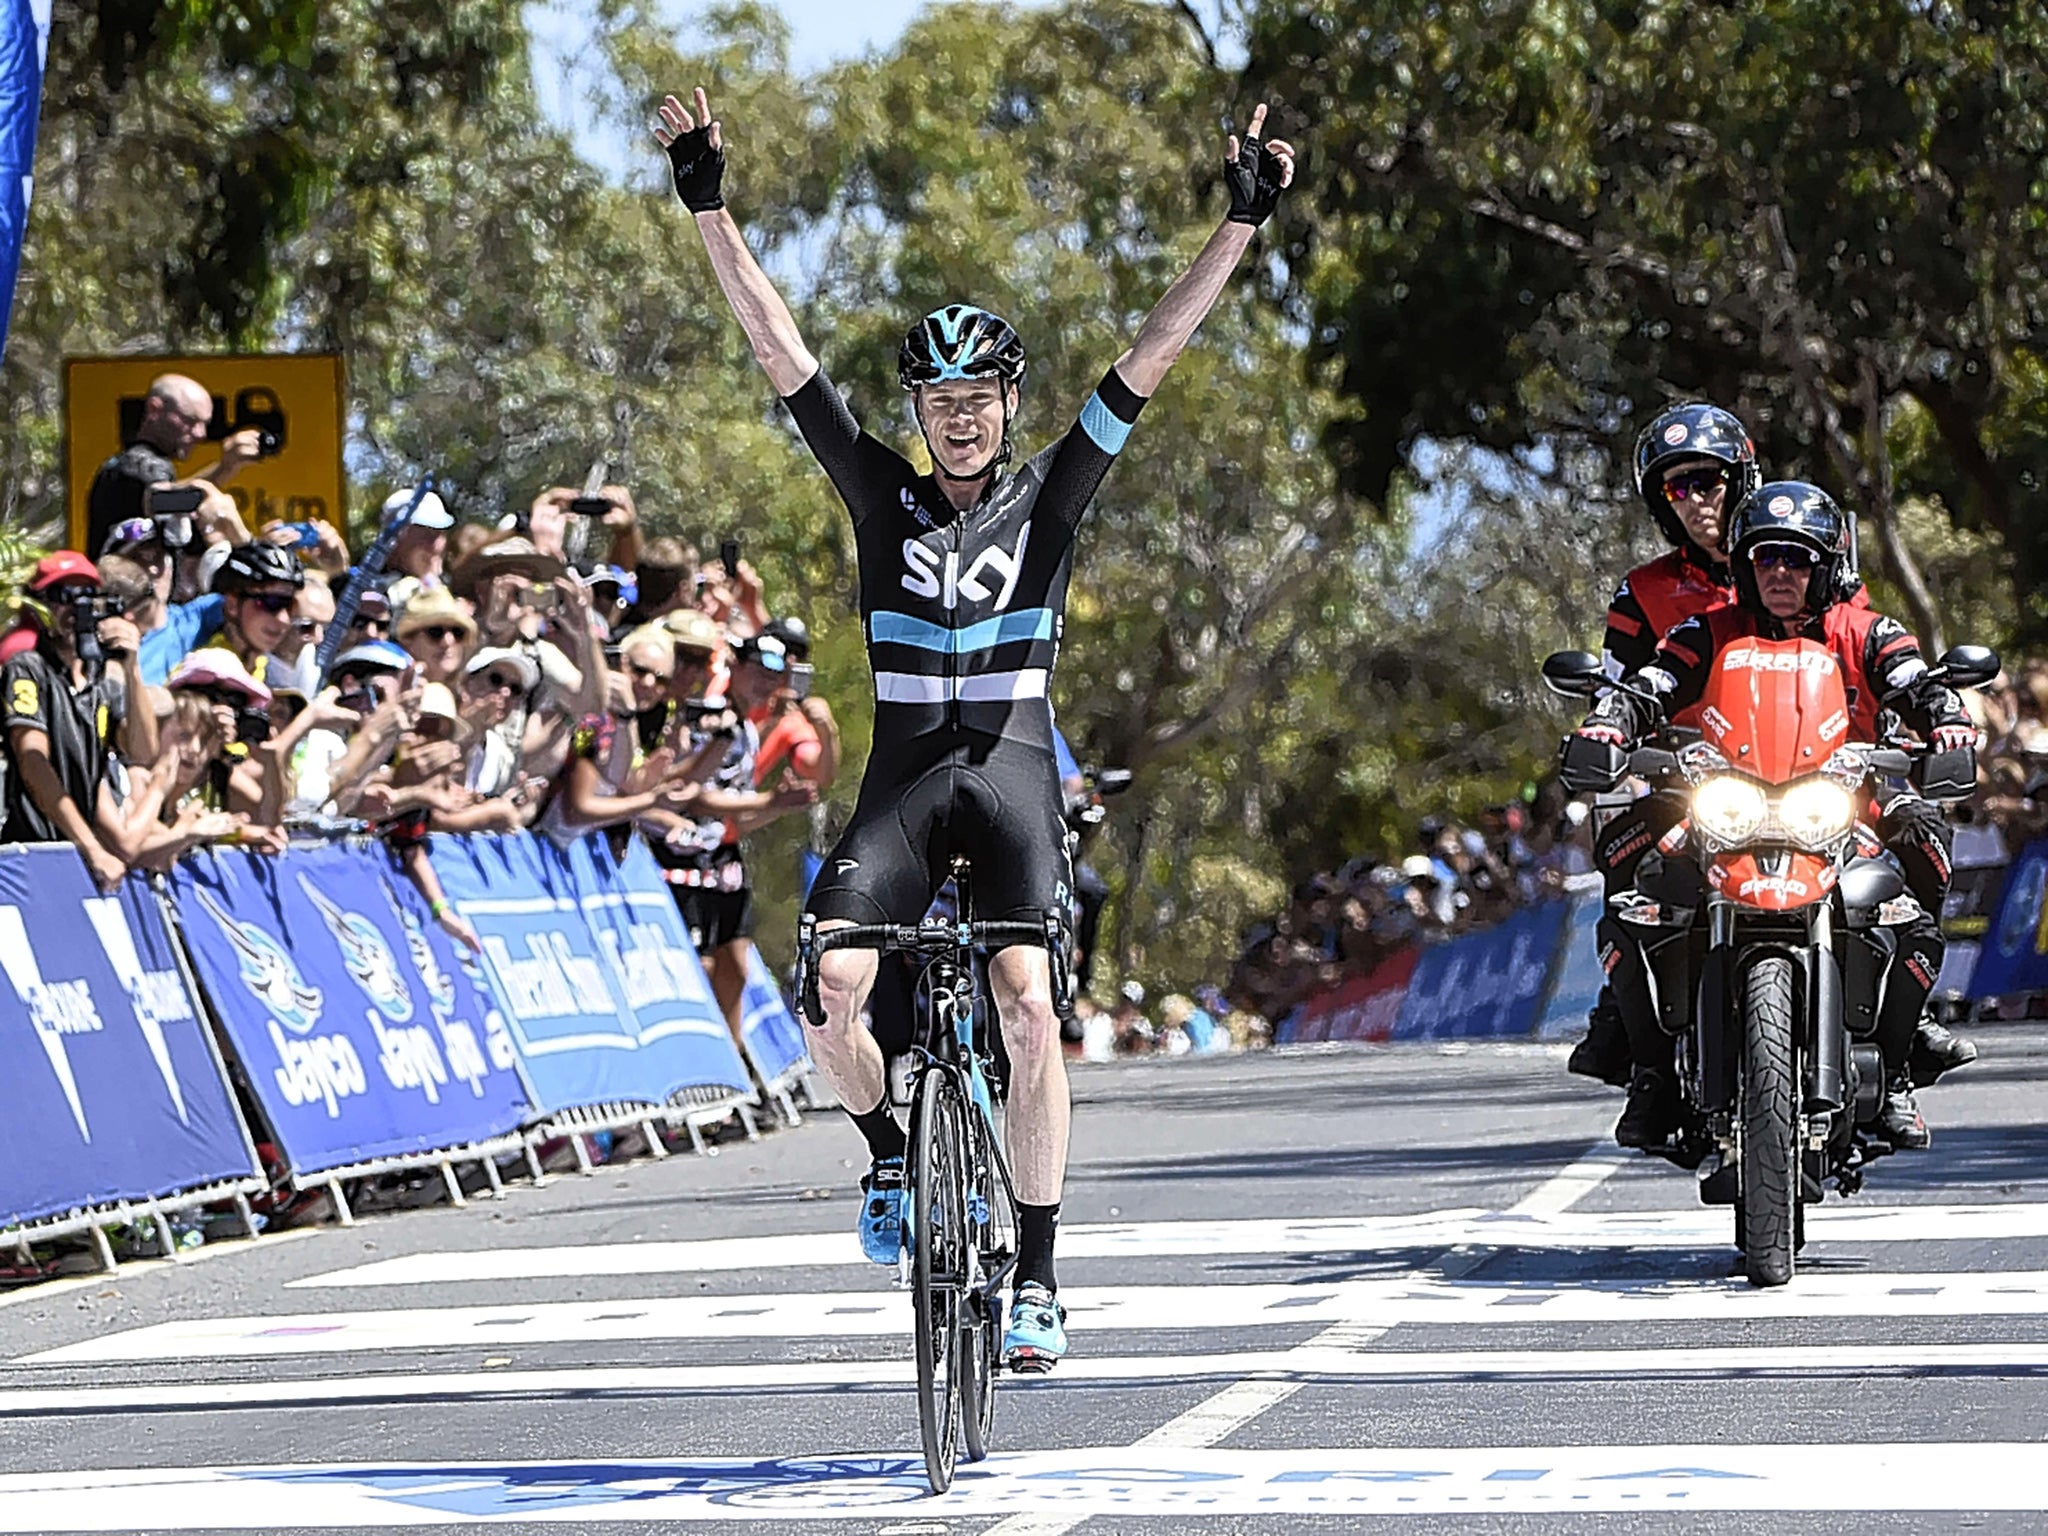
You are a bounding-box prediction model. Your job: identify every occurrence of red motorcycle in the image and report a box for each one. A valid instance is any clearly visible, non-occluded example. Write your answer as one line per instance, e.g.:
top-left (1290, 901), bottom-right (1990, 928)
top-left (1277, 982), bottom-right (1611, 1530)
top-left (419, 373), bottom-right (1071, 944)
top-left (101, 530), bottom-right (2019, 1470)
top-left (1545, 638), bottom-right (1994, 1286)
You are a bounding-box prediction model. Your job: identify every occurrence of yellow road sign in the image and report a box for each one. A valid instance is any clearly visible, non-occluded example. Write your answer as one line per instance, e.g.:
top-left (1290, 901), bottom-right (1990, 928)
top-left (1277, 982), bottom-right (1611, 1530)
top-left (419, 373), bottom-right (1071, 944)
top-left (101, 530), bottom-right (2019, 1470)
top-left (65, 354), bottom-right (345, 553)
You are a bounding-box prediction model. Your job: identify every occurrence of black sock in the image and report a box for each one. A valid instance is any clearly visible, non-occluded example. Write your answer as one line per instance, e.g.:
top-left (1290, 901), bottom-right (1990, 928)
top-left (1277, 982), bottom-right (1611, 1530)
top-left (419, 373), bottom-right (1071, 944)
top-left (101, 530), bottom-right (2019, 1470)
top-left (848, 1100), bottom-right (906, 1165)
top-left (1018, 1202), bottom-right (1060, 1292)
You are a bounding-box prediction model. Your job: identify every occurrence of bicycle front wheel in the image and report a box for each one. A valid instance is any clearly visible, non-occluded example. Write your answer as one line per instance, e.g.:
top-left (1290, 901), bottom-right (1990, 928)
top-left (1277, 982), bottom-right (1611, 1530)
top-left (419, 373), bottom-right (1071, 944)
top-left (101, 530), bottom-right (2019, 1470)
top-left (910, 1067), bottom-right (969, 1492)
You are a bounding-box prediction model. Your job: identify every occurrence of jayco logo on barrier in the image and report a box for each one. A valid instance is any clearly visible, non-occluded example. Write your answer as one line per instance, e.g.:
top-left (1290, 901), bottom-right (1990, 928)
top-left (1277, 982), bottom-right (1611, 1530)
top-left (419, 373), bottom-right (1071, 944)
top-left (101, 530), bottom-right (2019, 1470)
top-left (379, 876), bottom-right (513, 1099)
top-left (302, 875), bottom-right (462, 1106)
top-left (193, 884), bottom-right (366, 1119)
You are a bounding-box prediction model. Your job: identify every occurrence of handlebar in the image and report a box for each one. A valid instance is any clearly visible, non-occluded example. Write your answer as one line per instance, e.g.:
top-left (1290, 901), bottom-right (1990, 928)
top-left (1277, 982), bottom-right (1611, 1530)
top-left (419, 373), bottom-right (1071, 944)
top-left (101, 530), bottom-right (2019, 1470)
top-left (794, 913), bottom-right (1075, 1028)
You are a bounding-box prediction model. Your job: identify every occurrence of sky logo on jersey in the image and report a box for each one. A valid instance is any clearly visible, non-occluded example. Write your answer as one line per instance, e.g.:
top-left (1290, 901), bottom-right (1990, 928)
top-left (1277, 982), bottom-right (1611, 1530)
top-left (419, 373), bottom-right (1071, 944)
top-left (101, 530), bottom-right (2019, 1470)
top-left (0, 903), bottom-right (101, 1141)
top-left (193, 886), bottom-right (324, 1035)
top-left (901, 519), bottom-right (1030, 611)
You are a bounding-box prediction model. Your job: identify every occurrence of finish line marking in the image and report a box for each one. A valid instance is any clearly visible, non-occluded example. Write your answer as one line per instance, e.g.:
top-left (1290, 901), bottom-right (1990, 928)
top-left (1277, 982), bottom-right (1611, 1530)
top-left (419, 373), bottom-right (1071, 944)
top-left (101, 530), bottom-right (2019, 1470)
top-left (1, 1444), bottom-right (2043, 1528)
top-left (18, 1339), bottom-right (2048, 1418)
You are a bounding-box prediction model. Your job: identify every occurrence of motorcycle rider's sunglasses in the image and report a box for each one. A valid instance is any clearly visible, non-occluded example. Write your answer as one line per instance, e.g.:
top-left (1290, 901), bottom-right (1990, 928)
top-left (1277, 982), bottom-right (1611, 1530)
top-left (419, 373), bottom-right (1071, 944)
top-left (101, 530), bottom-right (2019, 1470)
top-left (1661, 466), bottom-right (1729, 502)
top-left (1750, 543), bottom-right (1821, 572)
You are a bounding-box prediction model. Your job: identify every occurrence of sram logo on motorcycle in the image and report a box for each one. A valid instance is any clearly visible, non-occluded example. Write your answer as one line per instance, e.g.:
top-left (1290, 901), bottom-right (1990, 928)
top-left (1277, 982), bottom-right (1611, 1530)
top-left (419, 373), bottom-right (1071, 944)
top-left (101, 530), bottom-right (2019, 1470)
top-left (1720, 644), bottom-right (1839, 677)
top-left (901, 520), bottom-right (1030, 611)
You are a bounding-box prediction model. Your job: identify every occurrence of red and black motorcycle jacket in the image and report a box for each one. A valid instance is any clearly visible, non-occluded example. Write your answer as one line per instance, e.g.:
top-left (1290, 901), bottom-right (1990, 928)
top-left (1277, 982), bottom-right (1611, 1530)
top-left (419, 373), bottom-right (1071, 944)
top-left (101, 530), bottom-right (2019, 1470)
top-left (1602, 547), bottom-right (1735, 679)
top-left (1591, 603), bottom-right (1968, 747)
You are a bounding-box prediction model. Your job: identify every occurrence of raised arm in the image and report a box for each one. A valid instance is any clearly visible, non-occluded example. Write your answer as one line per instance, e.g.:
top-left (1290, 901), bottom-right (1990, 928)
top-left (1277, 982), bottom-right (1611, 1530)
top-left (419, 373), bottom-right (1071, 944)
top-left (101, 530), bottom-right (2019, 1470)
top-left (1113, 103), bottom-right (1297, 399)
top-left (657, 88), bottom-right (818, 396)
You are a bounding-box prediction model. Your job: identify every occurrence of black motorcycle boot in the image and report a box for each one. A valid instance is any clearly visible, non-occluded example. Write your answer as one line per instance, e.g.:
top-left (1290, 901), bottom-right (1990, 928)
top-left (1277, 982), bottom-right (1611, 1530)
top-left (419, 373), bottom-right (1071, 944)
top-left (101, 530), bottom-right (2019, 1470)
top-left (1908, 1017), bottom-right (1979, 1088)
top-left (1878, 1075), bottom-right (1932, 1150)
top-left (1615, 1068), bottom-right (1680, 1150)
top-left (1568, 994), bottom-right (1632, 1088)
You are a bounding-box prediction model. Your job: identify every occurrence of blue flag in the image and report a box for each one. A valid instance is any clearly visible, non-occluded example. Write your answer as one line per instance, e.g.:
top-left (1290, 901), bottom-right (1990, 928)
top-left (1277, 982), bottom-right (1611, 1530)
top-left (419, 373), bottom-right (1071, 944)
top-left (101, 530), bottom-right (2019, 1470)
top-left (0, 0), bottom-right (50, 359)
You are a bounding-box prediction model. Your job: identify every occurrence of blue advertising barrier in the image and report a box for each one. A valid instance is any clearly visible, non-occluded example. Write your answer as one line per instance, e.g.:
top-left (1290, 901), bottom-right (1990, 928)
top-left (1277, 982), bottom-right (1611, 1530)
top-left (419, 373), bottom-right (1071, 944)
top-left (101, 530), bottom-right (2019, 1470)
top-left (742, 947), bottom-right (811, 1088)
top-left (430, 832), bottom-right (751, 1114)
top-left (1968, 838), bottom-right (2048, 1000)
top-left (1393, 899), bottom-right (1571, 1041)
top-left (1533, 887), bottom-right (1606, 1041)
top-left (170, 843), bottom-right (531, 1178)
top-left (0, 847), bottom-right (256, 1228)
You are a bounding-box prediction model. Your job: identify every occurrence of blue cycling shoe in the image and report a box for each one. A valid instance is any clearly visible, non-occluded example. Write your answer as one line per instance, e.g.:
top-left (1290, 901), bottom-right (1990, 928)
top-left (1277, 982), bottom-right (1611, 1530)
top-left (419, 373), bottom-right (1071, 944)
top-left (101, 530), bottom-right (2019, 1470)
top-left (858, 1158), bottom-right (906, 1265)
top-left (1002, 1281), bottom-right (1068, 1373)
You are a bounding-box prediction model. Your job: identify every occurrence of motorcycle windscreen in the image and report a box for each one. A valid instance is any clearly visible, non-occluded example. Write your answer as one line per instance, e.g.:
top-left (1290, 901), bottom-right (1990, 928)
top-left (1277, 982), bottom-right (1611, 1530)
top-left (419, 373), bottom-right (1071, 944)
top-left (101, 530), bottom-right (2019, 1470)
top-left (1696, 636), bottom-right (1852, 785)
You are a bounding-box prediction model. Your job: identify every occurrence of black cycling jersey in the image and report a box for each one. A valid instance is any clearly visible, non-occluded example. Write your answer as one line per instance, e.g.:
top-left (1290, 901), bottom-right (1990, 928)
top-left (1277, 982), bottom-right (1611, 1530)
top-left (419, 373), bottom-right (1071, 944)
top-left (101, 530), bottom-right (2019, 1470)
top-left (782, 365), bottom-right (1145, 752)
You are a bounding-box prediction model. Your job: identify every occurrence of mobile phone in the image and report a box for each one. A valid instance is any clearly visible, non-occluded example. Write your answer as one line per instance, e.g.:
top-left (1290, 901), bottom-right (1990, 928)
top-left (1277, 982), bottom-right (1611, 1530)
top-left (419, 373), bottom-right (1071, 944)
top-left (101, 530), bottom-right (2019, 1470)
top-left (280, 521), bottom-right (322, 550)
top-left (788, 661), bottom-right (814, 701)
top-left (569, 496), bottom-right (612, 518)
top-left (147, 486), bottom-right (206, 517)
top-left (720, 538), bottom-right (740, 580)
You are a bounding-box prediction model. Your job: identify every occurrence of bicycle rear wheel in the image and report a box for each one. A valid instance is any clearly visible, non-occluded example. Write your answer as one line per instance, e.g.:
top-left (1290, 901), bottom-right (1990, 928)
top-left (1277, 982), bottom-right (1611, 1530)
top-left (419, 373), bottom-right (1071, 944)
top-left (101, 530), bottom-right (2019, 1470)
top-left (959, 1098), bottom-right (1012, 1462)
top-left (910, 1067), bottom-right (969, 1492)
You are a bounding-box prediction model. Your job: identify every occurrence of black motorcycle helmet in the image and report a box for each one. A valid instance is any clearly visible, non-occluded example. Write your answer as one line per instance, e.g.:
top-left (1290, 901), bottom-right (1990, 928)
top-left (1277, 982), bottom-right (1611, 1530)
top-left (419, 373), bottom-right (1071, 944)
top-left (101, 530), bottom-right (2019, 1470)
top-left (1728, 481), bottom-right (1855, 618)
top-left (210, 541), bottom-right (306, 593)
top-left (1632, 402), bottom-right (1761, 549)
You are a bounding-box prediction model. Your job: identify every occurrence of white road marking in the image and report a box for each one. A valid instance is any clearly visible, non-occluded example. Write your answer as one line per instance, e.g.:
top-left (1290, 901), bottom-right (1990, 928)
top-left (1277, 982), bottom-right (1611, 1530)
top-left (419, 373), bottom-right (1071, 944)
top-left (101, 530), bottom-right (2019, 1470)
top-left (981, 1143), bottom-right (1625, 1536)
top-left (17, 1338), bottom-right (2048, 1418)
top-left (57, 1264), bottom-right (2048, 1365)
top-left (1, 1444), bottom-right (2044, 1528)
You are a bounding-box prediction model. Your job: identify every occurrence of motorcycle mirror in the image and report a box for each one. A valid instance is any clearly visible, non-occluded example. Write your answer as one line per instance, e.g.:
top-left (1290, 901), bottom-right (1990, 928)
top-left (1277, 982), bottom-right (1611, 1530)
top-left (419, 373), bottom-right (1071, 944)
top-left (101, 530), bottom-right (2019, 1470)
top-left (1931, 644), bottom-right (2000, 691)
top-left (1541, 650), bottom-right (1607, 698)
top-left (1096, 767), bottom-right (1134, 796)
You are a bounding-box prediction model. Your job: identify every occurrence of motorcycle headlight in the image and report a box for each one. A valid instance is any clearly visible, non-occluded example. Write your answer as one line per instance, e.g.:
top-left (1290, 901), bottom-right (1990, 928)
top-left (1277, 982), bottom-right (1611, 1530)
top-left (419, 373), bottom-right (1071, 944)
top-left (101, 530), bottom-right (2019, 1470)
top-left (1693, 775), bottom-right (1768, 843)
top-left (1778, 777), bottom-right (1856, 847)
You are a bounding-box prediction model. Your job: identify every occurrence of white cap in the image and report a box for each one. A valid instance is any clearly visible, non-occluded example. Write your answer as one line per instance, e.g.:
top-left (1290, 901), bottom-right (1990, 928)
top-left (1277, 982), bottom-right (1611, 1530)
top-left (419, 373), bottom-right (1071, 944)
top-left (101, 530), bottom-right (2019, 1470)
top-left (384, 487), bottom-right (453, 531)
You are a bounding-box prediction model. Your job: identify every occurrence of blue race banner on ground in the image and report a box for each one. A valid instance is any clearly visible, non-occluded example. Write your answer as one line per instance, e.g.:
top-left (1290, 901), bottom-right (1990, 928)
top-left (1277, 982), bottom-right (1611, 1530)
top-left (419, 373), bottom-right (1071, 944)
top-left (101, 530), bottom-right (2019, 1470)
top-left (0, 848), bottom-right (255, 1227)
top-left (1534, 887), bottom-right (1606, 1040)
top-left (1969, 838), bottom-right (2048, 1000)
top-left (742, 947), bottom-right (810, 1085)
top-left (430, 832), bottom-right (750, 1114)
top-left (1394, 899), bottom-right (1571, 1041)
top-left (170, 843), bottom-right (530, 1177)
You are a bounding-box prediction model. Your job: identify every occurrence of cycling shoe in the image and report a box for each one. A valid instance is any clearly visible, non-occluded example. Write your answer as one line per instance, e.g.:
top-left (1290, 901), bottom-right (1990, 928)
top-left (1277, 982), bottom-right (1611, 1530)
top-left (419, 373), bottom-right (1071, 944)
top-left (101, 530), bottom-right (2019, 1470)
top-left (1002, 1281), bottom-right (1068, 1373)
top-left (858, 1158), bottom-right (907, 1264)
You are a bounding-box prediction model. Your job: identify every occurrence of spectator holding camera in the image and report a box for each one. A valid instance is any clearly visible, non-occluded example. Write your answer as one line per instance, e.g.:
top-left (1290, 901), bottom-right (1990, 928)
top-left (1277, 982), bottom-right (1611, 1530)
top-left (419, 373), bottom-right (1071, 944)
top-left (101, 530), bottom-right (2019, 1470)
top-left (83, 374), bottom-right (267, 559)
top-left (161, 653), bottom-right (289, 847)
top-left (2, 554), bottom-right (158, 889)
top-left (521, 484), bottom-right (643, 573)
top-left (377, 487), bottom-right (454, 612)
top-left (753, 616), bottom-right (839, 792)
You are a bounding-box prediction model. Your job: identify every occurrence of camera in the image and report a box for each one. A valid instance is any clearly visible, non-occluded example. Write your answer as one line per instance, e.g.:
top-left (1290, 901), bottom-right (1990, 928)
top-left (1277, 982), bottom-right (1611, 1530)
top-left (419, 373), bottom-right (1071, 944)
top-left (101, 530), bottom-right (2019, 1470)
top-left (254, 430), bottom-right (281, 459)
top-left (569, 495), bottom-right (612, 519)
top-left (683, 695), bottom-right (738, 739)
top-left (147, 484), bottom-right (206, 554)
top-left (788, 660), bottom-right (814, 701)
top-left (66, 589), bottom-right (128, 669)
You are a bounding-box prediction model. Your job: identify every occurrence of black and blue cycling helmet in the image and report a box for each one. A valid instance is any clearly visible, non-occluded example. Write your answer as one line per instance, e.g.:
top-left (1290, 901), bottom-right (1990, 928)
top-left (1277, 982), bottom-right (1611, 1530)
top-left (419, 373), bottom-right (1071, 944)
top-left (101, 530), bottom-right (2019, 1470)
top-left (897, 304), bottom-right (1027, 391)
top-left (1633, 402), bottom-right (1760, 548)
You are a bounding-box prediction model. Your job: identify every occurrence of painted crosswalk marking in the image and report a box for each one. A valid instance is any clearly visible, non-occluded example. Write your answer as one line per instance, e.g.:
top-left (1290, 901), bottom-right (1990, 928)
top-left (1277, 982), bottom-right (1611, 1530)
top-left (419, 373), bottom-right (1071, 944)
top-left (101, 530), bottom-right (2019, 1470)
top-left (35, 1267), bottom-right (2048, 1365)
top-left (288, 1201), bottom-right (2048, 1289)
top-left (0, 1445), bottom-right (2042, 1528)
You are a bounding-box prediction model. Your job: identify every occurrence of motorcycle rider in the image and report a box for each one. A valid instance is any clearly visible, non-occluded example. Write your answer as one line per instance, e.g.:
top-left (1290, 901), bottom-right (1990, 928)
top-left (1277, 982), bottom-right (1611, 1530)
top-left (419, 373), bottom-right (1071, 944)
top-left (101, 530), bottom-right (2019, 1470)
top-left (1569, 403), bottom-right (1754, 1091)
top-left (1566, 482), bottom-right (1978, 1150)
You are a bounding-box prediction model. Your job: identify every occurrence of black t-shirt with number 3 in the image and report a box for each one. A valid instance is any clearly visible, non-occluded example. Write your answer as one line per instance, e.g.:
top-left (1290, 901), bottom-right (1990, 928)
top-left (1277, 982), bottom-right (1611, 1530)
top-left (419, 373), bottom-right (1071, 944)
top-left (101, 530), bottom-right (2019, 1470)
top-left (1, 644), bottom-right (124, 844)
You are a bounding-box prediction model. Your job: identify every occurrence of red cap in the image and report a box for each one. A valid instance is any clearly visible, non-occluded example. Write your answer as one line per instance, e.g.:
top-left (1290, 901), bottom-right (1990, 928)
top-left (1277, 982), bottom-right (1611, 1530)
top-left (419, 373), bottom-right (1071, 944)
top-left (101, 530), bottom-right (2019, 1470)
top-left (27, 552), bottom-right (100, 593)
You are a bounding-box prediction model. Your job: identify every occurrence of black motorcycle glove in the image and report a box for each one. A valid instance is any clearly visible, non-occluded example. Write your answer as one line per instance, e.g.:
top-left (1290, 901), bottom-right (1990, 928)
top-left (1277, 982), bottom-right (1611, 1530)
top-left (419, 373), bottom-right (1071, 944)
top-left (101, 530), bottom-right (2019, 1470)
top-left (1559, 732), bottom-right (1628, 796)
top-left (1224, 133), bottom-right (1288, 227)
top-left (664, 124), bottom-right (726, 213)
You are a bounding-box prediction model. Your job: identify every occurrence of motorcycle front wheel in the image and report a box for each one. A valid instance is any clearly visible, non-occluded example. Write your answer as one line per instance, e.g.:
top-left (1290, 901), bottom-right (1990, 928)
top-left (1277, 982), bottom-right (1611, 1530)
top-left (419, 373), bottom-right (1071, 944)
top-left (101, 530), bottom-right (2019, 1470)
top-left (1739, 954), bottom-right (1800, 1287)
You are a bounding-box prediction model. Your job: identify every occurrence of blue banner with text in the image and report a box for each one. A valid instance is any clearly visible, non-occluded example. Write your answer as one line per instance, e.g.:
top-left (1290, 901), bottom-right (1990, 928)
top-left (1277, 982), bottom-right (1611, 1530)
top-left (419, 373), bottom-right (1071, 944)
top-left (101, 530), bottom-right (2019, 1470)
top-left (742, 947), bottom-right (810, 1086)
top-left (1393, 899), bottom-right (1571, 1042)
top-left (0, 848), bottom-right (255, 1228)
top-left (170, 843), bottom-right (531, 1177)
top-left (430, 832), bottom-right (750, 1115)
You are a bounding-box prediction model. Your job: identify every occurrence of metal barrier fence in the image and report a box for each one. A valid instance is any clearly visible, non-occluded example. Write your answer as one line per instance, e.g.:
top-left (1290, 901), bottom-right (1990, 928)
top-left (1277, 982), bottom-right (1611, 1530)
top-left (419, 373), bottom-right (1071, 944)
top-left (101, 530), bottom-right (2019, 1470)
top-left (0, 829), bottom-right (817, 1266)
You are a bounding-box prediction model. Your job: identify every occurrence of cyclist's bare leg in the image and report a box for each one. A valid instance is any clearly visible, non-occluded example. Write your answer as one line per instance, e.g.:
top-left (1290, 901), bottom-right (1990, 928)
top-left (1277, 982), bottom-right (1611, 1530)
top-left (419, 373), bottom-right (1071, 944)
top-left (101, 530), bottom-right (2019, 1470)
top-left (987, 944), bottom-right (1070, 1205)
top-left (812, 931), bottom-right (887, 1115)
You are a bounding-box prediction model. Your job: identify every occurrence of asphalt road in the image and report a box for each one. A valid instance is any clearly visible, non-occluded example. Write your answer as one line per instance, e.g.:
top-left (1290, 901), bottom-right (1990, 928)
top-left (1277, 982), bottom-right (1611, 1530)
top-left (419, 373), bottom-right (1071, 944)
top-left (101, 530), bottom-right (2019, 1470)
top-left (3, 1031), bottom-right (2048, 1533)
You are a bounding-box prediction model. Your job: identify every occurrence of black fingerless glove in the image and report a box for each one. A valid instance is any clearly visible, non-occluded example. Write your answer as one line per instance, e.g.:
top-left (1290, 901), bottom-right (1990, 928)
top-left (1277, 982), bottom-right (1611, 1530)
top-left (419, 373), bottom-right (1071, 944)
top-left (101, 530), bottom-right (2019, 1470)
top-left (664, 124), bottom-right (726, 213)
top-left (1224, 134), bottom-right (1288, 226)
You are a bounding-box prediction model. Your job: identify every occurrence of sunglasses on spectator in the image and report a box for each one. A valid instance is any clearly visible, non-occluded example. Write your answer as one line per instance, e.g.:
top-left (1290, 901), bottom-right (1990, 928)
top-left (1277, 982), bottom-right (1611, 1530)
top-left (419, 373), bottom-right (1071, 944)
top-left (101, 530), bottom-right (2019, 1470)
top-left (292, 618), bottom-right (324, 636)
top-left (1751, 543), bottom-right (1821, 571)
top-left (465, 670), bottom-right (522, 695)
top-left (349, 616), bottom-right (390, 635)
top-left (628, 661), bottom-right (673, 684)
top-left (243, 591), bottom-right (296, 615)
top-left (1661, 466), bottom-right (1729, 502)
top-left (417, 625), bottom-right (466, 643)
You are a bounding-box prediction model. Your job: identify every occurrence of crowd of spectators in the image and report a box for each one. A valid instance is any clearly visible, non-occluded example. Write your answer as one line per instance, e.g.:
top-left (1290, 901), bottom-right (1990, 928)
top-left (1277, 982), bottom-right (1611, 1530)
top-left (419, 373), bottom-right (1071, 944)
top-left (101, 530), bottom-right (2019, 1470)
top-left (0, 372), bottom-right (840, 1056)
top-left (1227, 781), bottom-right (1596, 1023)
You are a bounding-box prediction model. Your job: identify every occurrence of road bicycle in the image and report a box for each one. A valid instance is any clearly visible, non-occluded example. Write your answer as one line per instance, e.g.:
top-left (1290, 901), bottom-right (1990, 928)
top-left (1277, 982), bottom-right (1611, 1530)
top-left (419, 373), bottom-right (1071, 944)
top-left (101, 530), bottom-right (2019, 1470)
top-left (797, 859), bottom-right (1069, 1492)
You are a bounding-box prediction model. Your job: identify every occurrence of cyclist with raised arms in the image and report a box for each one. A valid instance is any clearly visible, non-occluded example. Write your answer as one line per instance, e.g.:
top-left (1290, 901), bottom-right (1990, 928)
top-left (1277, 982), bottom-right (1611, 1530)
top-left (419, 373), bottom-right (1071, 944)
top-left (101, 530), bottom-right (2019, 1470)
top-left (658, 85), bottom-right (1294, 1370)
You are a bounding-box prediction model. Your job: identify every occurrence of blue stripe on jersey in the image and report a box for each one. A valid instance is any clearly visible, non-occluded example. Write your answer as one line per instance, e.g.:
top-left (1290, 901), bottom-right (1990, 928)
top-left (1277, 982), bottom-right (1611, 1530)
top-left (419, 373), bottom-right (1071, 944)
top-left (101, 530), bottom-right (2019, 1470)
top-left (1079, 391), bottom-right (1133, 455)
top-left (869, 607), bottom-right (1056, 654)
